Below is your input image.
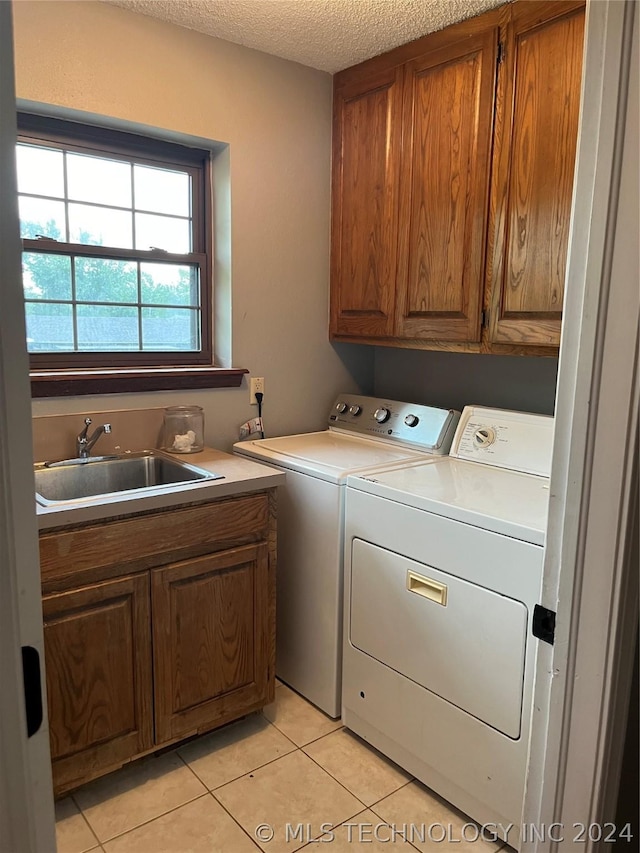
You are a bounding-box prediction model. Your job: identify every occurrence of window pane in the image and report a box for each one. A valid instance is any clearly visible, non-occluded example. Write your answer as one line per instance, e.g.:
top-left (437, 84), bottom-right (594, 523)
top-left (134, 165), bottom-right (190, 216)
top-left (135, 213), bottom-right (190, 253)
top-left (75, 257), bottom-right (138, 303)
top-left (25, 302), bottom-right (74, 352)
top-left (141, 307), bottom-right (199, 351)
top-left (17, 145), bottom-right (64, 198)
top-left (19, 196), bottom-right (66, 240)
top-left (69, 203), bottom-right (133, 248)
top-left (140, 263), bottom-right (198, 306)
top-left (77, 305), bottom-right (139, 351)
top-left (22, 253), bottom-right (72, 301)
top-left (67, 152), bottom-right (132, 208)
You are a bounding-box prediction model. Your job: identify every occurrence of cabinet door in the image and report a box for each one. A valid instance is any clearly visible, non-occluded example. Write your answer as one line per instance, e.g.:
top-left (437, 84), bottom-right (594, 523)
top-left (152, 543), bottom-right (273, 744)
top-left (330, 66), bottom-right (404, 339)
top-left (395, 28), bottom-right (498, 342)
top-left (487, 1), bottom-right (585, 347)
top-left (43, 573), bottom-right (153, 794)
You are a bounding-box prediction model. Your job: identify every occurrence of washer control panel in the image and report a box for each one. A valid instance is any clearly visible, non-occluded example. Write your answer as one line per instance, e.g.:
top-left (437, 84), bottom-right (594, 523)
top-left (329, 395), bottom-right (460, 454)
top-left (451, 406), bottom-right (554, 476)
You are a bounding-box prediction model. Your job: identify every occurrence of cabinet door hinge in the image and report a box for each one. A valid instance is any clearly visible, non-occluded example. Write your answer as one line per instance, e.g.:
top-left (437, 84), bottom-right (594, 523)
top-left (533, 604), bottom-right (556, 645)
top-left (497, 42), bottom-right (505, 65)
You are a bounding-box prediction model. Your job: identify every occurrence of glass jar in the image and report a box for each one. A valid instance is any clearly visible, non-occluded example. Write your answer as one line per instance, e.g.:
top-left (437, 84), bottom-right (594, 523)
top-left (162, 405), bottom-right (204, 453)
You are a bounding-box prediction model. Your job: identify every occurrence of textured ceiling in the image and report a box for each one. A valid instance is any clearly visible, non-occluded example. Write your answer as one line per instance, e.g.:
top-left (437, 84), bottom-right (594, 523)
top-left (104, 0), bottom-right (508, 73)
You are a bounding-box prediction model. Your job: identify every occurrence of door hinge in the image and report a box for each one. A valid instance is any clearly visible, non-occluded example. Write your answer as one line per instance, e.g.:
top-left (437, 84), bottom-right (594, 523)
top-left (532, 605), bottom-right (556, 645)
top-left (497, 42), bottom-right (505, 65)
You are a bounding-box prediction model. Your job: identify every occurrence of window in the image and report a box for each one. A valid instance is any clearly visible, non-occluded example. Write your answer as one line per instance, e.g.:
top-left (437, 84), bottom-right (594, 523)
top-left (16, 115), bottom-right (245, 395)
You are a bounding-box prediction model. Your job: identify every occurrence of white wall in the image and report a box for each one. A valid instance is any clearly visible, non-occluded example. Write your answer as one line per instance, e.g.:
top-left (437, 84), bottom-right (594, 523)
top-left (13, 1), bottom-right (373, 450)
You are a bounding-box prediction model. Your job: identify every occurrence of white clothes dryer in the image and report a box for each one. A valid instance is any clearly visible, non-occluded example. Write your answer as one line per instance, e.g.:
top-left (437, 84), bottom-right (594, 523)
top-left (342, 406), bottom-right (554, 845)
top-left (233, 395), bottom-right (460, 717)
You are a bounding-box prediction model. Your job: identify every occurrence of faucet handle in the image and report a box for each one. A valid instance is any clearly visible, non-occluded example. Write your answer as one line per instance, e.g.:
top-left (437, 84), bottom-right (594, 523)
top-left (78, 417), bottom-right (92, 442)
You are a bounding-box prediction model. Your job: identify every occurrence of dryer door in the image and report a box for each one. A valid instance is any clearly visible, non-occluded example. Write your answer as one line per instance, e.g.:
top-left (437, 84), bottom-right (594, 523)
top-left (349, 538), bottom-right (528, 738)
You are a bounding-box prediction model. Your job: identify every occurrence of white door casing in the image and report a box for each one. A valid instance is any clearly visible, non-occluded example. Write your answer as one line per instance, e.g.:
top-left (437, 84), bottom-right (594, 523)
top-left (523, 2), bottom-right (639, 850)
top-left (0, 3), bottom-right (56, 850)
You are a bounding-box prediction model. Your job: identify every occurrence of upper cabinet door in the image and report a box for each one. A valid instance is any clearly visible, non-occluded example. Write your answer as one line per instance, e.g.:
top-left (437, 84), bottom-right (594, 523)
top-left (395, 28), bottom-right (498, 342)
top-left (487, 1), bottom-right (585, 347)
top-left (330, 67), bottom-right (404, 338)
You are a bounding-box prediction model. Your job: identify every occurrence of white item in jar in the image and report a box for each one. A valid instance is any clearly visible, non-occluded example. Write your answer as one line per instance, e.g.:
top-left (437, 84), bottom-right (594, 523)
top-left (172, 430), bottom-right (196, 452)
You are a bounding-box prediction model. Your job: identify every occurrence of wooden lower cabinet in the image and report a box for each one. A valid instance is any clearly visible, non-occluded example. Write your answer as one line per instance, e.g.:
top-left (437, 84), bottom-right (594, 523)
top-left (153, 543), bottom-right (271, 743)
top-left (43, 573), bottom-right (154, 793)
top-left (41, 491), bottom-right (276, 795)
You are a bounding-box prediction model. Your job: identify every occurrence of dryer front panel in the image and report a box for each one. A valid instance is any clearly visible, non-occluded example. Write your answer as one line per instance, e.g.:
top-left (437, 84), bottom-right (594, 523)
top-left (349, 538), bottom-right (528, 738)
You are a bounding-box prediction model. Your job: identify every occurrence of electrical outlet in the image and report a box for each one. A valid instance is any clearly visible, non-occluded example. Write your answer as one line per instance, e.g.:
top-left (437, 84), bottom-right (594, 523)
top-left (250, 376), bottom-right (264, 405)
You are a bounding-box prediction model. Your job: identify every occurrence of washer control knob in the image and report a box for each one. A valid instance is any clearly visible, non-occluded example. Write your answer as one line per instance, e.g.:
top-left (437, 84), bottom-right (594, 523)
top-left (335, 401), bottom-right (348, 414)
top-left (374, 407), bottom-right (390, 424)
top-left (349, 405), bottom-right (362, 416)
top-left (404, 414), bottom-right (419, 428)
top-left (474, 427), bottom-right (496, 448)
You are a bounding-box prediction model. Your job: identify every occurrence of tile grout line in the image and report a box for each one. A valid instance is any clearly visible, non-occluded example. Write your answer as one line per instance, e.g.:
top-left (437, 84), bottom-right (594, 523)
top-left (178, 734), bottom-right (299, 793)
top-left (68, 792), bottom-right (101, 851)
top-left (299, 728), bottom-right (414, 813)
top-left (205, 790), bottom-right (264, 852)
top-left (207, 744), bottom-right (367, 853)
top-left (365, 778), bottom-right (414, 814)
top-left (365, 798), bottom-right (448, 853)
top-left (258, 714), bottom-right (303, 751)
top-left (261, 708), bottom-right (344, 750)
top-left (300, 745), bottom-right (373, 810)
top-left (84, 790), bottom-right (210, 848)
top-left (367, 788), bottom-right (507, 853)
top-left (294, 723), bottom-right (345, 749)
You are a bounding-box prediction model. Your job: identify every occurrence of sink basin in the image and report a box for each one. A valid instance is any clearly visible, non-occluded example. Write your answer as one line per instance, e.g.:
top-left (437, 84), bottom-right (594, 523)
top-left (34, 451), bottom-right (222, 506)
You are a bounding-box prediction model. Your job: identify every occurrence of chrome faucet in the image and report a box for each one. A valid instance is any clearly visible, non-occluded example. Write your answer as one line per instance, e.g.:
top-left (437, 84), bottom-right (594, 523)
top-left (76, 417), bottom-right (112, 458)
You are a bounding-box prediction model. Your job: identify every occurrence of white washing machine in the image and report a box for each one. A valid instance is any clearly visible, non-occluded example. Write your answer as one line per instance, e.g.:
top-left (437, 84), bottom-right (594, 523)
top-left (342, 406), bottom-right (554, 845)
top-left (233, 395), bottom-right (460, 717)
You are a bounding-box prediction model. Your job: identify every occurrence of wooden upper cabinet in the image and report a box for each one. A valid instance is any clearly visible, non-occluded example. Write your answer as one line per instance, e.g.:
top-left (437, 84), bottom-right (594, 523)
top-left (487, 1), bottom-right (585, 347)
top-left (395, 28), bottom-right (498, 342)
top-left (330, 1), bottom-right (585, 355)
top-left (330, 67), bottom-right (403, 338)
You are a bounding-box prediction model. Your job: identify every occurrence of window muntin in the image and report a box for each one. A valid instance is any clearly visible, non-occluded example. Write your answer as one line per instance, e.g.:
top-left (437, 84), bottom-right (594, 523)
top-left (17, 116), bottom-right (211, 368)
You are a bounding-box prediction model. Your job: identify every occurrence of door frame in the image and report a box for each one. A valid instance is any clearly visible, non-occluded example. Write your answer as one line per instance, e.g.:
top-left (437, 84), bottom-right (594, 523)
top-left (0, 3), bottom-right (56, 850)
top-left (524, 1), bottom-right (639, 850)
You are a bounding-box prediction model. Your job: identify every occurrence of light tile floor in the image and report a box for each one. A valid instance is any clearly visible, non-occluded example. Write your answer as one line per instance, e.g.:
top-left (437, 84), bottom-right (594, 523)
top-left (55, 682), bottom-right (514, 853)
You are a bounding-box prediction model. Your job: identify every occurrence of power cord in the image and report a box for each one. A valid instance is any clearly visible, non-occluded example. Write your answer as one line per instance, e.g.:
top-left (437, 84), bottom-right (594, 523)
top-left (255, 391), bottom-right (265, 439)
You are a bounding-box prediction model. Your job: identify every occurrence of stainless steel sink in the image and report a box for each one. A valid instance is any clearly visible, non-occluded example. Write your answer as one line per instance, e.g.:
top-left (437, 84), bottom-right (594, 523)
top-left (34, 451), bottom-right (222, 506)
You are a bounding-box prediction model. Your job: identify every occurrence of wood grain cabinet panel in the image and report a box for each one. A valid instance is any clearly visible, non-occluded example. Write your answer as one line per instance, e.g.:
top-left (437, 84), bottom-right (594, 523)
top-left (395, 29), bottom-right (497, 341)
top-left (152, 543), bottom-right (272, 743)
top-left (330, 0), bottom-right (585, 355)
top-left (487, 1), bottom-right (585, 346)
top-left (330, 67), bottom-right (404, 338)
top-left (40, 490), bottom-right (277, 795)
top-left (43, 573), bottom-right (153, 793)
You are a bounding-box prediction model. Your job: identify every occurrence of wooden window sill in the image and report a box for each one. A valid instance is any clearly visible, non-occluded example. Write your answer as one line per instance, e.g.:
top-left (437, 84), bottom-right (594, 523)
top-left (30, 367), bottom-right (248, 397)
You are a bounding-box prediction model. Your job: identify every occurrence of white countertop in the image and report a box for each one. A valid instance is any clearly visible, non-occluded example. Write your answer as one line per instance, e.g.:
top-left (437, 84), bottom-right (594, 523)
top-left (36, 448), bottom-right (285, 531)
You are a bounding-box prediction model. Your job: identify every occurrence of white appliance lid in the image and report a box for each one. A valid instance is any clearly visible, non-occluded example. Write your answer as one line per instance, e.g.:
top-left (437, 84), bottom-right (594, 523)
top-left (233, 431), bottom-right (428, 484)
top-left (349, 458), bottom-right (550, 545)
